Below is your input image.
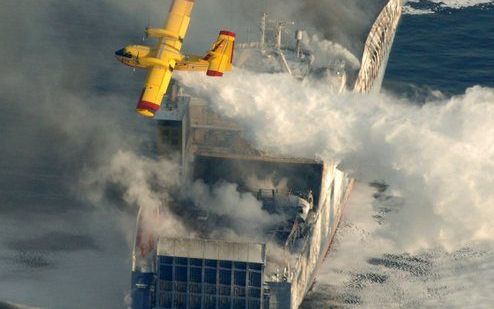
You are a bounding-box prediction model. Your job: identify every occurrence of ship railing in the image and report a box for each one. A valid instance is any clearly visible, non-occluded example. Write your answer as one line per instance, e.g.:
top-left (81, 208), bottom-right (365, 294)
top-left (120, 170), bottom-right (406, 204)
top-left (354, 0), bottom-right (403, 93)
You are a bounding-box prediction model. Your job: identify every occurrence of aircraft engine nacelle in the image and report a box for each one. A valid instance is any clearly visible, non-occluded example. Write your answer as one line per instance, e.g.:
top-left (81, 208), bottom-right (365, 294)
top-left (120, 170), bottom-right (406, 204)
top-left (205, 30), bottom-right (236, 77)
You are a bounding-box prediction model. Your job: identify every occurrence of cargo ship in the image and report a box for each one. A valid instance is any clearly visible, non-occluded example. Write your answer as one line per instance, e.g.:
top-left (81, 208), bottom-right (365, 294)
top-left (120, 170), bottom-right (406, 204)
top-left (130, 1), bottom-right (403, 308)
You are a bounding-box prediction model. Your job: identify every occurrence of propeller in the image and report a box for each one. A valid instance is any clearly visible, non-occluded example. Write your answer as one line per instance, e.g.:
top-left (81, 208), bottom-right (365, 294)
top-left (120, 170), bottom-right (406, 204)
top-left (143, 28), bottom-right (149, 41)
top-left (132, 52), bottom-right (139, 73)
top-left (143, 17), bottom-right (150, 41)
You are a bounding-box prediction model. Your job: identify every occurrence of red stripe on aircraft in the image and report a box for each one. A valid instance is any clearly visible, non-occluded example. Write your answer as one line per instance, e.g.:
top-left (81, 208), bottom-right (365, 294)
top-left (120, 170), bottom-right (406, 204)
top-left (137, 100), bottom-right (161, 112)
top-left (207, 70), bottom-right (223, 77)
top-left (220, 30), bottom-right (236, 38)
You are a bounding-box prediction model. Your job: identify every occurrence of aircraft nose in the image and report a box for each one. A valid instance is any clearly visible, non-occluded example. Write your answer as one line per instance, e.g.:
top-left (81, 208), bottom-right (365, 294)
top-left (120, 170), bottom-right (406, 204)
top-left (115, 48), bottom-right (125, 57)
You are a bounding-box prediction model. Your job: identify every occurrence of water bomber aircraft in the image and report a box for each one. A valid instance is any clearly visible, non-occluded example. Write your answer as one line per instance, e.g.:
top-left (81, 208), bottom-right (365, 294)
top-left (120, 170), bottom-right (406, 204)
top-left (115, 0), bottom-right (235, 118)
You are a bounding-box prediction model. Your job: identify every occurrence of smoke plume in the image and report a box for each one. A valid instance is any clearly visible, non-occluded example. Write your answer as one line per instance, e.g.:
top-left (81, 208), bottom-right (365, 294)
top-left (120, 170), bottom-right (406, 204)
top-left (177, 69), bottom-right (494, 251)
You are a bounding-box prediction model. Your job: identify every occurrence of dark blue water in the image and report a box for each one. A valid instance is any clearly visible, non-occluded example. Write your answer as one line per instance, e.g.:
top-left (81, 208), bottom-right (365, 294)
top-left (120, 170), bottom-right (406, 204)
top-left (384, 3), bottom-right (494, 97)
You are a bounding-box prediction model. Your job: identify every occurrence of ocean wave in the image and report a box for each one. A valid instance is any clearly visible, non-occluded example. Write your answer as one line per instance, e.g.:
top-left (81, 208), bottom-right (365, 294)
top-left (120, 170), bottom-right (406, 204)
top-left (405, 0), bottom-right (494, 14)
top-left (302, 183), bottom-right (494, 308)
top-left (403, 6), bottom-right (435, 14)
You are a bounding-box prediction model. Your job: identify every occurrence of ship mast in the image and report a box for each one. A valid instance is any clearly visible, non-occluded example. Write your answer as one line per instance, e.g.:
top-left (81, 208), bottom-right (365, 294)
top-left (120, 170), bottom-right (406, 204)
top-left (260, 12), bottom-right (267, 51)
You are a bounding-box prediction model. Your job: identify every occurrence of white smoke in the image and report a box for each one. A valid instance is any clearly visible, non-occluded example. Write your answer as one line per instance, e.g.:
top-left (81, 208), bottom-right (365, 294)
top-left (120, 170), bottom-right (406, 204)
top-left (302, 33), bottom-right (361, 70)
top-left (80, 150), bottom-right (284, 242)
top-left (177, 68), bottom-right (494, 251)
top-left (187, 180), bottom-right (285, 239)
top-left (245, 174), bottom-right (289, 193)
top-left (80, 150), bottom-right (189, 238)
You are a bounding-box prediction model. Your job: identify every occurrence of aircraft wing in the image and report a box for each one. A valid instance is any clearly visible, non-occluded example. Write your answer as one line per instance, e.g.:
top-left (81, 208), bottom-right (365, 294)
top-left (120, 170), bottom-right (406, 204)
top-left (136, 67), bottom-right (174, 117)
top-left (136, 0), bottom-right (194, 118)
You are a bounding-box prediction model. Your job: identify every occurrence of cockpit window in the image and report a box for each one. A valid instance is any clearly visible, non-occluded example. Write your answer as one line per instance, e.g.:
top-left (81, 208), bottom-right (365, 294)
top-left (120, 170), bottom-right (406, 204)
top-left (115, 48), bottom-right (133, 58)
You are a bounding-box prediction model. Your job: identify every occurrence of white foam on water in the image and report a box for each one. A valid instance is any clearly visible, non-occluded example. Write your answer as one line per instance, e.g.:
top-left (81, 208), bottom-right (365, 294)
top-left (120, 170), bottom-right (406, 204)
top-left (305, 183), bottom-right (494, 308)
top-left (403, 6), bottom-right (435, 14)
top-left (405, 0), bottom-right (493, 14)
top-left (429, 0), bottom-right (493, 8)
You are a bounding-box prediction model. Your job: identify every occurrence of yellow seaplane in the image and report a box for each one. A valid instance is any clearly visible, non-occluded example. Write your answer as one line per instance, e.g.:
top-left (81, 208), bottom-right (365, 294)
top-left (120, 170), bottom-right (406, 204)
top-left (115, 0), bottom-right (235, 118)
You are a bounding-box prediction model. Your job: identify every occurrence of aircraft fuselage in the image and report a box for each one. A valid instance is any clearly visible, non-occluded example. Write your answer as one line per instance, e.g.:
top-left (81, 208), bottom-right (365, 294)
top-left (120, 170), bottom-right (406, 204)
top-left (115, 45), bottom-right (153, 69)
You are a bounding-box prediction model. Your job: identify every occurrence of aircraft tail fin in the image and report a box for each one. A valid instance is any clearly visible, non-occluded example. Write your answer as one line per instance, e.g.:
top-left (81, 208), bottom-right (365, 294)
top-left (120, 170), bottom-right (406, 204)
top-left (204, 30), bottom-right (235, 77)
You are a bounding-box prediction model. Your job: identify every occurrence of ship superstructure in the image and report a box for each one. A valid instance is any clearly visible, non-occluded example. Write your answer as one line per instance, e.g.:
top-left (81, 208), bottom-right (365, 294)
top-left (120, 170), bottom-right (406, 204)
top-left (130, 1), bottom-right (403, 308)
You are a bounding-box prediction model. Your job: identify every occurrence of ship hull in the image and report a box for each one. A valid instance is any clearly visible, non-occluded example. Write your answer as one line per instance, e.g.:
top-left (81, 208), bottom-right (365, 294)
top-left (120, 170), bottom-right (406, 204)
top-left (287, 163), bottom-right (354, 308)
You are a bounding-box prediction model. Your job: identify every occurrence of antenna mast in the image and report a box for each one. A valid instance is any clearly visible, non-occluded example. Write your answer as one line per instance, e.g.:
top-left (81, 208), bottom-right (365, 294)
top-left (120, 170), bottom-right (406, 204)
top-left (260, 12), bottom-right (267, 50)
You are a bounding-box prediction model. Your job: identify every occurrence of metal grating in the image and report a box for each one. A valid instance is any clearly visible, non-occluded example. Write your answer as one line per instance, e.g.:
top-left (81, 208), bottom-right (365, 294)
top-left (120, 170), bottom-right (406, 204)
top-left (157, 256), bottom-right (266, 309)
